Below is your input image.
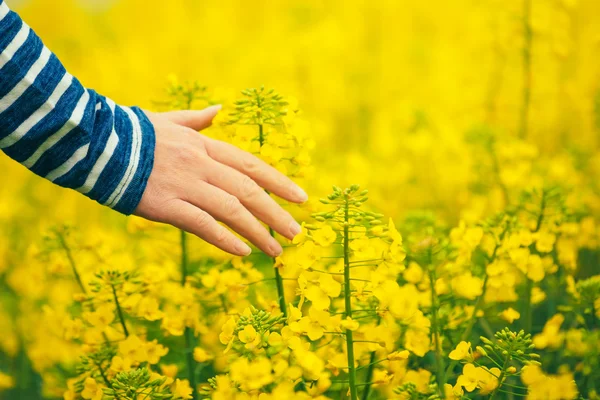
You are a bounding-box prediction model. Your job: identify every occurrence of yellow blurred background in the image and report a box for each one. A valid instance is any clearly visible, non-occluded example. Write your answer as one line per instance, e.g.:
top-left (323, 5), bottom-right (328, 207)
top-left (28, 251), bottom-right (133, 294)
top-left (2, 1), bottom-right (600, 398)
top-left (3, 0), bottom-right (600, 230)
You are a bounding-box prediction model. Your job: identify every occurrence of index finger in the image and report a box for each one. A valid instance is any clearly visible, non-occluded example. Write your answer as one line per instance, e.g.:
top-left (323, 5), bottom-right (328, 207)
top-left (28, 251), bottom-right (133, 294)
top-left (204, 138), bottom-right (308, 203)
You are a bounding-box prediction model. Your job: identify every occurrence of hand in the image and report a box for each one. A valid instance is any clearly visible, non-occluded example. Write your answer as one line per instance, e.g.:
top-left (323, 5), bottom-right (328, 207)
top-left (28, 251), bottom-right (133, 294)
top-left (134, 105), bottom-right (307, 257)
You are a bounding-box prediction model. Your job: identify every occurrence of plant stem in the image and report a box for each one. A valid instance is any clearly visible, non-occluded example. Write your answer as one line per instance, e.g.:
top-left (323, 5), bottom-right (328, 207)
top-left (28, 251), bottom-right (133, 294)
top-left (519, 0), bottom-right (532, 139)
top-left (361, 324), bottom-right (379, 400)
top-left (523, 190), bottom-right (546, 333)
top-left (56, 231), bottom-right (85, 293)
top-left (110, 284), bottom-right (129, 338)
top-left (57, 230), bottom-right (119, 398)
top-left (271, 227), bottom-right (287, 317)
top-left (97, 362), bottom-right (114, 391)
top-left (489, 344), bottom-right (514, 400)
top-left (343, 197), bottom-right (358, 400)
top-left (180, 230), bottom-right (198, 400)
top-left (522, 279), bottom-right (532, 333)
top-left (445, 227), bottom-right (507, 382)
top-left (428, 257), bottom-right (446, 398)
top-left (258, 119), bottom-right (287, 318)
top-left (489, 141), bottom-right (510, 206)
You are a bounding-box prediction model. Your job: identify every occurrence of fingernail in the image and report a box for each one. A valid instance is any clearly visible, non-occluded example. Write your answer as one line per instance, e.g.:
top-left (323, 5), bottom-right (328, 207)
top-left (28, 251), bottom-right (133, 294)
top-left (269, 240), bottom-right (283, 257)
top-left (294, 187), bottom-right (308, 203)
top-left (206, 104), bottom-right (222, 112)
top-left (290, 221), bottom-right (302, 237)
top-left (235, 241), bottom-right (252, 256)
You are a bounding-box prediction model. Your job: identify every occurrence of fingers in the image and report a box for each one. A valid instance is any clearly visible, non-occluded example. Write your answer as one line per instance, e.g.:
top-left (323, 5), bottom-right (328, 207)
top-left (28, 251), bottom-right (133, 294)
top-left (183, 181), bottom-right (283, 257)
top-left (204, 138), bottom-right (308, 203)
top-left (165, 200), bottom-right (252, 256)
top-left (160, 105), bottom-right (222, 131)
top-left (204, 158), bottom-right (302, 240)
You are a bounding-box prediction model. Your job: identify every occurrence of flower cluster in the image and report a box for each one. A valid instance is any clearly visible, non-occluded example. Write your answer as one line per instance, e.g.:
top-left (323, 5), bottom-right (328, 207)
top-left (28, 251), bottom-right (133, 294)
top-left (1, 74), bottom-right (599, 400)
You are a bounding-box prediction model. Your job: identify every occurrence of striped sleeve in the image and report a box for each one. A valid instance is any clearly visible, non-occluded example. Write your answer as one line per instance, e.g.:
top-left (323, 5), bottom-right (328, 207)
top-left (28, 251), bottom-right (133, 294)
top-left (0, 0), bottom-right (155, 215)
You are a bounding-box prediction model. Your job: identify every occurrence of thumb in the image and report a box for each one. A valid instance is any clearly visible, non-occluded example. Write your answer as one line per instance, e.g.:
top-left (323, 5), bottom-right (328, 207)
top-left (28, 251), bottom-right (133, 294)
top-left (160, 104), bottom-right (222, 131)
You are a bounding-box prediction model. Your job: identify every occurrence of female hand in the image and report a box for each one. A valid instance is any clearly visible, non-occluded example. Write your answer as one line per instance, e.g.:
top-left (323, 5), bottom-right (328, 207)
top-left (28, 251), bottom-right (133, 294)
top-left (134, 105), bottom-right (307, 257)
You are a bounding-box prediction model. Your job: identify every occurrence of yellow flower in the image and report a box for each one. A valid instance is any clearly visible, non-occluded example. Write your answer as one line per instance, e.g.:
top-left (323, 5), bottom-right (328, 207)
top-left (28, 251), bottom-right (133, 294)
top-left (388, 350), bottom-right (410, 360)
top-left (340, 317), bottom-right (359, 331)
top-left (312, 225), bottom-right (337, 247)
top-left (456, 363), bottom-right (500, 395)
top-left (533, 314), bottom-right (565, 349)
top-left (162, 315), bottom-right (186, 336)
top-left (499, 307), bottom-right (521, 324)
top-left (294, 348), bottom-right (326, 381)
top-left (118, 335), bottom-right (148, 363)
top-left (145, 340), bottom-right (169, 364)
top-left (304, 283), bottom-right (331, 310)
top-left (160, 364), bottom-right (178, 378)
top-left (137, 296), bottom-right (163, 321)
top-left (229, 357), bottom-right (274, 391)
top-left (193, 347), bottom-right (213, 363)
top-left (451, 272), bottom-right (484, 300)
top-left (290, 315), bottom-right (324, 341)
top-left (444, 383), bottom-right (464, 399)
top-left (109, 356), bottom-right (132, 373)
top-left (268, 326), bottom-right (301, 350)
top-left (318, 273), bottom-right (342, 298)
top-left (171, 379), bottom-right (193, 399)
top-left (402, 369), bottom-right (432, 394)
top-left (292, 222), bottom-right (308, 244)
top-left (535, 230), bottom-right (556, 253)
top-left (81, 378), bottom-right (103, 400)
top-left (404, 328), bottom-right (431, 357)
top-left (526, 254), bottom-right (545, 282)
top-left (0, 372), bottom-right (14, 391)
top-left (449, 341), bottom-right (471, 361)
top-left (387, 218), bottom-right (403, 243)
top-left (260, 143), bottom-right (283, 165)
top-left (238, 324), bottom-right (261, 349)
top-left (219, 317), bottom-right (236, 344)
top-left (82, 304), bottom-right (114, 329)
top-left (238, 324), bottom-right (257, 343)
top-left (456, 363), bottom-right (479, 392)
top-left (403, 262), bottom-right (424, 284)
top-left (478, 366), bottom-right (501, 395)
top-left (295, 241), bottom-right (321, 269)
top-left (62, 317), bottom-right (83, 340)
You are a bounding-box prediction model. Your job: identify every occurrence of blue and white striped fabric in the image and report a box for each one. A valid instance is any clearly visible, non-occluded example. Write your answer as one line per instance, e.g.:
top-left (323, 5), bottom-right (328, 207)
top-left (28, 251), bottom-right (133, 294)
top-left (0, 0), bottom-right (155, 215)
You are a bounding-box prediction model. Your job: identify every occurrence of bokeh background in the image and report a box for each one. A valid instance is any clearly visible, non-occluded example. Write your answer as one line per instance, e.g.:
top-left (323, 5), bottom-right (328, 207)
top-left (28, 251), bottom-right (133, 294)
top-left (3, 0), bottom-right (600, 225)
top-left (2, 0), bottom-right (600, 398)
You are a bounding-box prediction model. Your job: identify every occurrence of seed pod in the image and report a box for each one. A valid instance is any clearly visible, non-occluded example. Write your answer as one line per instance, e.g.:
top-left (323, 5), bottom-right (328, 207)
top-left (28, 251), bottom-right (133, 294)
top-left (476, 346), bottom-right (488, 357)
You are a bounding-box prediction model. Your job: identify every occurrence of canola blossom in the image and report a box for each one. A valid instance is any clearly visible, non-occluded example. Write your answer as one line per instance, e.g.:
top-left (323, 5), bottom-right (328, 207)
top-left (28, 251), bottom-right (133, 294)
top-left (2, 1), bottom-right (600, 399)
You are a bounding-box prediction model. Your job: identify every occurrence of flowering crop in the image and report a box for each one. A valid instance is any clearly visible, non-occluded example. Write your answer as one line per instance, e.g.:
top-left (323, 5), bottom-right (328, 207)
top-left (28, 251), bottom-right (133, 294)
top-left (2, 0), bottom-right (600, 399)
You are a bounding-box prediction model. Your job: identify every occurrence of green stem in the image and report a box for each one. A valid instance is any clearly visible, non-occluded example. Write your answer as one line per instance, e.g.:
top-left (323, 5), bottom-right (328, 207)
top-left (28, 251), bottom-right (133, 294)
top-left (489, 141), bottom-right (510, 206)
top-left (523, 279), bottom-right (532, 333)
top-left (444, 274), bottom-right (489, 381)
top-left (96, 361), bottom-right (115, 392)
top-left (523, 191), bottom-right (546, 333)
top-left (110, 284), bottom-right (129, 338)
top-left (56, 231), bottom-right (86, 293)
top-left (56, 230), bottom-right (119, 398)
top-left (445, 227), bottom-right (507, 382)
top-left (271, 227), bottom-right (287, 318)
top-left (180, 230), bottom-right (198, 400)
top-left (343, 197), bottom-right (358, 400)
top-left (258, 119), bottom-right (287, 318)
top-left (181, 230), bottom-right (188, 286)
top-left (428, 258), bottom-right (446, 398)
top-left (489, 344), bottom-right (514, 400)
top-left (519, 0), bottom-right (532, 139)
top-left (361, 315), bottom-right (381, 400)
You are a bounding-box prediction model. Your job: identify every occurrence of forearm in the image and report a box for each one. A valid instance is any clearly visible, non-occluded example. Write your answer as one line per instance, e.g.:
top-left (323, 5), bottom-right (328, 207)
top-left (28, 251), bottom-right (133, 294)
top-left (0, 0), bottom-right (154, 214)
